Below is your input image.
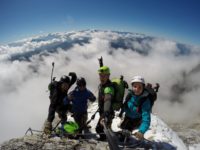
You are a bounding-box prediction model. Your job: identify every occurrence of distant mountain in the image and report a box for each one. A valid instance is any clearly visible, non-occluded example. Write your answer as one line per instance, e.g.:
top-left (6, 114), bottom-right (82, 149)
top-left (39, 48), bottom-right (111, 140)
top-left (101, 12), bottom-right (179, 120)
top-left (1, 30), bottom-right (198, 62)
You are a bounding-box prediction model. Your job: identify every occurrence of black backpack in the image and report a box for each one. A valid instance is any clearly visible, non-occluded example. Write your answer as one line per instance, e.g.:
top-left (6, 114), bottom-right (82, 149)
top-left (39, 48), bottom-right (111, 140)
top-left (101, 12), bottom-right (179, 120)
top-left (48, 80), bottom-right (59, 99)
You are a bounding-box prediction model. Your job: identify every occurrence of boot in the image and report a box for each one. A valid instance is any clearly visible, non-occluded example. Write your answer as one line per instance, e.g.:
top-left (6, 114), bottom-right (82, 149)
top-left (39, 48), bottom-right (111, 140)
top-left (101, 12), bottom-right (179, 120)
top-left (44, 121), bottom-right (52, 134)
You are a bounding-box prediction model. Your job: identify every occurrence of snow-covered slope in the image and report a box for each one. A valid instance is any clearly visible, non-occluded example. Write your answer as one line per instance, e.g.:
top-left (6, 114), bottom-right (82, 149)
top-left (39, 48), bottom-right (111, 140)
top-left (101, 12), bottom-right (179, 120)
top-left (86, 103), bottom-right (187, 150)
top-left (0, 102), bottom-right (187, 150)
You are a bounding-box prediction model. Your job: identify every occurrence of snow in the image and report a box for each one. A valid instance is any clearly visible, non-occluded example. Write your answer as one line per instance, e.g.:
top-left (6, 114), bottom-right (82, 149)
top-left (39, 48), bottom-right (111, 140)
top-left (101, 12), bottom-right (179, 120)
top-left (85, 103), bottom-right (187, 150)
top-left (189, 144), bottom-right (200, 150)
top-left (147, 115), bottom-right (187, 150)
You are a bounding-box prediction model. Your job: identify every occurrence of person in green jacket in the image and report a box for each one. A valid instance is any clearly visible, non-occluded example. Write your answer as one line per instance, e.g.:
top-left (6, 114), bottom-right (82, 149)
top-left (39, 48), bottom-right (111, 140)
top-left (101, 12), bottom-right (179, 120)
top-left (95, 66), bottom-right (115, 141)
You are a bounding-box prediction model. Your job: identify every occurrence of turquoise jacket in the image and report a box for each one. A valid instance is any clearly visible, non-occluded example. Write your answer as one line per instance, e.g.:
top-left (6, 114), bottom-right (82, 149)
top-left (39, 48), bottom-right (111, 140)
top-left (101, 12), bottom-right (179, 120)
top-left (124, 91), bottom-right (151, 134)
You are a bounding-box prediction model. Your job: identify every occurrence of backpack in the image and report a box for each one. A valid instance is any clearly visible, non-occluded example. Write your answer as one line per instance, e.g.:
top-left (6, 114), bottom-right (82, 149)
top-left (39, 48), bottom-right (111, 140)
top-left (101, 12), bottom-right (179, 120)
top-left (55, 121), bottom-right (79, 135)
top-left (48, 80), bottom-right (58, 99)
top-left (111, 76), bottom-right (128, 111)
top-left (124, 83), bottom-right (159, 113)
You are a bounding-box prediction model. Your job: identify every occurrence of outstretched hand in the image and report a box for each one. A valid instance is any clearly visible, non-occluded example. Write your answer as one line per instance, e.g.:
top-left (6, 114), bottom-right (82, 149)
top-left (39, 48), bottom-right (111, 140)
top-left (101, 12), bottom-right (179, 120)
top-left (100, 117), bottom-right (108, 126)
top-left (133, 131), bottom-right (144, 140)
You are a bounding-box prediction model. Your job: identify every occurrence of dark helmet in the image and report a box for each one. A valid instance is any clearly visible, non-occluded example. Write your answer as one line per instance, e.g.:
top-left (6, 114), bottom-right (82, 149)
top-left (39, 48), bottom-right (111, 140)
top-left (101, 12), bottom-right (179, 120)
top-left (60, 75), bottom-right (70, 83)
top-left (76, 77), bottom-right (86, 87)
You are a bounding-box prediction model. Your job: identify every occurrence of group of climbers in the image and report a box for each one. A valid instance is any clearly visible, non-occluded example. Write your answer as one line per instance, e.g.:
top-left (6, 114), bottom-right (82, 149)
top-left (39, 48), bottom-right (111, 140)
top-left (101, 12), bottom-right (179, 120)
top-left (44, 73), bottom-right (96, 135)
top-left (43, 62), bottom-right (159, 141)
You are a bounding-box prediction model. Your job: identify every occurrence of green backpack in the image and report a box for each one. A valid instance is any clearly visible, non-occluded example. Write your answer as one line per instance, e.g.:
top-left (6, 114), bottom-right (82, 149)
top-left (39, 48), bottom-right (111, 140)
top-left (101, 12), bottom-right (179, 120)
top-left (56, 121), bottom-right (79, 135)
top-left (111, 76), bottom-right (128, 111)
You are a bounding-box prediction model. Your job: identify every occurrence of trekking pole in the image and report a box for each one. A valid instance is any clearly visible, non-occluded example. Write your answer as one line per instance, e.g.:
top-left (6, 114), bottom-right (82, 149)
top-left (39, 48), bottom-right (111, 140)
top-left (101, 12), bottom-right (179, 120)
top-left (131, 132), bottom-right (154, 144)
top-left (51, 120), bottom-right (62, 132)
top-left (87, 108), bottom-right (99, 125)
top-left (98, 56), bottom-right (103, 67)
top-left (25, 128), bottom-right (34, 135)
top-left (78, 109), bottom-right (99, 132)
top-left (102, 120), bottom-right (121, 150)
top-left (25, 127), bottom-right (44, 135)
top-left (51, 62), bottom-right (55, 83)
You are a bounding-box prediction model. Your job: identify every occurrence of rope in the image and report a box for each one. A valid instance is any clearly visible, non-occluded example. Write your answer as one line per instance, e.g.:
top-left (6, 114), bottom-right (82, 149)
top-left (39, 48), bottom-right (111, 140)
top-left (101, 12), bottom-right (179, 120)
top-left (25, 127), bottom-right (105, 137)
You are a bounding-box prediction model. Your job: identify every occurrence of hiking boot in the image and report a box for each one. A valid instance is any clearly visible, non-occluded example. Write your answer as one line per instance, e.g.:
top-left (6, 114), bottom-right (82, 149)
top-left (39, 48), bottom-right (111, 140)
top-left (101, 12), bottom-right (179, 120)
top-left (44, 121), bottom-right (52, 134)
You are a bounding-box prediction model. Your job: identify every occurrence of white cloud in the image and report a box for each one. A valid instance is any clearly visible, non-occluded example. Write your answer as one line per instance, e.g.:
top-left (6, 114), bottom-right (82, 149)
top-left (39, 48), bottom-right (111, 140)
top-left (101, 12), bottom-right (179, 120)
top-left (0, 30), bottom-right (200, 143)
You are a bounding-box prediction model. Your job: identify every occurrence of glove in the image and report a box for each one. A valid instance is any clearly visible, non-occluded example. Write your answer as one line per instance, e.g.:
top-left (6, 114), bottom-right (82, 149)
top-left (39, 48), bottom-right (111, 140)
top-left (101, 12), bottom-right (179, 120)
top-left (123, 80), bottom-right (129, 89)
top-left (100, 117), bottom-right (108, 126)
top-left (44, 121), bottom-right (52, 134)
top-left (68, 72), bottom-right (77, 85)
top-left (68, 72), bottom-right (76, 77)
top-left (133, 131), bottom-right (144, 140)
top-left (100, 112), bottom-right (109, 127)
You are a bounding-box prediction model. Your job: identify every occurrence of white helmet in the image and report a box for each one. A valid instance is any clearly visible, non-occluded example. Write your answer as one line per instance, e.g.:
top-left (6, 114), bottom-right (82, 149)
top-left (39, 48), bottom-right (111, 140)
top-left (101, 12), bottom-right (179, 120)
top-left (131, 75), bottom-right (145, 84)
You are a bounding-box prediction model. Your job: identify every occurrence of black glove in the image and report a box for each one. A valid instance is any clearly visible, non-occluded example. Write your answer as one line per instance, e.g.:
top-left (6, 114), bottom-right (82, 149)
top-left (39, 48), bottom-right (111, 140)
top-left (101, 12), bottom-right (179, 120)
top-left (123, 80), bottom-right (129, 89)
top-left (68, 72), bottom-right (77, 86)
top-left (68, 72), bottom-right (76, 77)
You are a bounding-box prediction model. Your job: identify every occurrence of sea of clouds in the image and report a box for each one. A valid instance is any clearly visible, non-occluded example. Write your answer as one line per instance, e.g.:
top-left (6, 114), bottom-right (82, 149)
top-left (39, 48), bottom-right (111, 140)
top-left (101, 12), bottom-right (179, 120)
top-left (0, 30), bottom-right (200, 143)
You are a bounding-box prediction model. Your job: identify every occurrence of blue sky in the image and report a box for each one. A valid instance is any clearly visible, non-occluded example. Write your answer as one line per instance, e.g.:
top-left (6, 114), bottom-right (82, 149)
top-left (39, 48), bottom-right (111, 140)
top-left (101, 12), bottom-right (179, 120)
top-left (0, 0), bottom-right (200, 46)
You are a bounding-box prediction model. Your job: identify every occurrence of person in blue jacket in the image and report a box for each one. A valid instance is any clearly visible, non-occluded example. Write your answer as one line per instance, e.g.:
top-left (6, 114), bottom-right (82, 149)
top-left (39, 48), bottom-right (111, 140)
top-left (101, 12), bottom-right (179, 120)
top-left (68, 77), bottom-right (96, 132)
top-left (120, 75), bottom-right (151, 140)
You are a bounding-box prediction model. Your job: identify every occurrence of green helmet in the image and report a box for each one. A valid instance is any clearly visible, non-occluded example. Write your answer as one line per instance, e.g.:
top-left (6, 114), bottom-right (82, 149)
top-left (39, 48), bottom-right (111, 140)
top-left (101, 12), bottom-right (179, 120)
top-left (98, 66), bottom-right (110, 74)
top-left (63, 121), bottom-right (79, 134)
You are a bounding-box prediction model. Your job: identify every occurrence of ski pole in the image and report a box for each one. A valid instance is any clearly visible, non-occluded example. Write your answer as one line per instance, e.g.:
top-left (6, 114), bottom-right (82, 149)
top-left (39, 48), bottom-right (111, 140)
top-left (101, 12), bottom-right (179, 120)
top-left (51, 120), bottom-right (62, 132)
top-left (98, 56), bottom-right (103, 67)
top-left (102, 120), bottom-right (121, 150)
top-left (78, 109), bottom-right (99, 132)
top-left (25, 128), bottom-right (44, 135)
top-left (86, 108), bottom-right (99, 125)
top-left (51, 62), bottom-right (55, 83)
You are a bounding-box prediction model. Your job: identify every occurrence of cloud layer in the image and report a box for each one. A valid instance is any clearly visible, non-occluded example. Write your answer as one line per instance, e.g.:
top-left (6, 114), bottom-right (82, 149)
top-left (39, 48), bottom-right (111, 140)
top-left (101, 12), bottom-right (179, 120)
top-left (0, 30), bottom-right (200, 143)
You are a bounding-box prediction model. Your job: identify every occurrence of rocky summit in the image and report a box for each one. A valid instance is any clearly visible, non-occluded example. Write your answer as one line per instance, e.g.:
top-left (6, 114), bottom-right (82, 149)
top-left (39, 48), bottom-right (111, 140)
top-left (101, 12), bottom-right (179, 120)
top-left (0, 134), bottom-right (109, 150)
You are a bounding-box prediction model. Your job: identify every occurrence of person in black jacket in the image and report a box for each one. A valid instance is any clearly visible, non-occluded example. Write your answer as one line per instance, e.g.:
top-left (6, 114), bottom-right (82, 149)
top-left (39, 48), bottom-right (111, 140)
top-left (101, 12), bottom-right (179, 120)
top-left (44, 72), bottom-right (77, 134)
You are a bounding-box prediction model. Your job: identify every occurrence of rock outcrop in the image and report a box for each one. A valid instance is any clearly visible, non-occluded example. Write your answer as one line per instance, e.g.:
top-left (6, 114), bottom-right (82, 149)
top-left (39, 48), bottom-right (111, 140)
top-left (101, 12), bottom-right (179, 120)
top-left (0, 134), bottom-right (109, 150)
